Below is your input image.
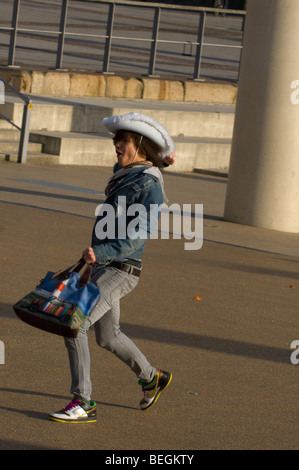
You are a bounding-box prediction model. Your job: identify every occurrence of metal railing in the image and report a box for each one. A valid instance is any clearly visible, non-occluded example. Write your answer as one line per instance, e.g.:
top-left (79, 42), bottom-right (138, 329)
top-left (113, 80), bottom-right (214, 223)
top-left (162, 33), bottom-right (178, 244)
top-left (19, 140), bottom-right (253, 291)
top-left (0, 0), bottom-right (246, 81)
top-left (0, 79), bottom-right (32, 164)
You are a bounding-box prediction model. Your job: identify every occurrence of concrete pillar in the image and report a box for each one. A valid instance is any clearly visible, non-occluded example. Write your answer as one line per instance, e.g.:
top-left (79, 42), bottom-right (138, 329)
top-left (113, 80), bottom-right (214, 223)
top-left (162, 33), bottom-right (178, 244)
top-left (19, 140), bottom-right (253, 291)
top-left (224, 0), bottom-right (299, 233)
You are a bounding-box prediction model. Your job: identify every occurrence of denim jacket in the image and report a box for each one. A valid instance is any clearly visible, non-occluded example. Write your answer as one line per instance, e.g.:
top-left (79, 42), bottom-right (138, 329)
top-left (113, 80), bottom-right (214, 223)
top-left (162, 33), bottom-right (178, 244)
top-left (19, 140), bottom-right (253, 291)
top-left (91, 165), bottom-right (164, 266)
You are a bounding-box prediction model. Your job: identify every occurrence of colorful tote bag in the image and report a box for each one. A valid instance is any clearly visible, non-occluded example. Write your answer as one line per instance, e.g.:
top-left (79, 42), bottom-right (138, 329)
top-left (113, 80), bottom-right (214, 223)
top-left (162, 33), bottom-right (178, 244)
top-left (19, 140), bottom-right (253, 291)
top-left (13, 259), bottom-right (100, 338)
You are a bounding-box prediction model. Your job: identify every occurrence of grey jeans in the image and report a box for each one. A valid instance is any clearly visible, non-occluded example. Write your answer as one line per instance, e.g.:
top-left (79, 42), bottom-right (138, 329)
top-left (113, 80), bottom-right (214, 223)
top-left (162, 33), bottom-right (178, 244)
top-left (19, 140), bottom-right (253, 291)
top-left (64, 266), bottom-right (156, 402)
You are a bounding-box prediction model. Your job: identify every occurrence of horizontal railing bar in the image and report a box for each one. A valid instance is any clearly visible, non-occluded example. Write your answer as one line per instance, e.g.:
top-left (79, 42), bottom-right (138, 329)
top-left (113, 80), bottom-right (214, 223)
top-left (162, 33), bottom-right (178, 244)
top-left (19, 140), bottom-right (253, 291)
top-left (202, 43), bottom-right (243, 49)
top-left (0, 26), bottom-right (243, 50)
top-left (10, 28), bottom-right (64, 35)
top-left (0, 26), bottom-right (105, 39)
top-left (0, 27), bottom-right (243, 39)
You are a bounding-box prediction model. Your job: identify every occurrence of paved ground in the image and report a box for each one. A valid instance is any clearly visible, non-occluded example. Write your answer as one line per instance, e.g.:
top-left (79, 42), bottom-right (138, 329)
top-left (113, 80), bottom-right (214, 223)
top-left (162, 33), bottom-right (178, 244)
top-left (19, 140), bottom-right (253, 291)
top-left (0, 160), bottom-right (298, 451)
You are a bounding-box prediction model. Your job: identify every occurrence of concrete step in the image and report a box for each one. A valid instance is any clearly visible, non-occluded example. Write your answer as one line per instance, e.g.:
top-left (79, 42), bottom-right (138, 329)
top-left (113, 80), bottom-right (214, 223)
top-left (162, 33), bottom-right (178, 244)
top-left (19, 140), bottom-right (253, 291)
top-left (193, 168), bottom-right (228, 178)
top-left (2, 94), bottom-right (235, 138)
top-left (0, 129), bottom-right (21, 140)
top-left (1, 94), bottom-right (235, 171)
top-left (0, 117), bottom-right (15, 130)
top-left (0, 129), bottom-right (59, 164)
top-left (174, 136), bottom-right (231, 172)
top-left (0, 152), bottom-right (60, 164)
top-left (29, 131), bottom-right (120, 166)
top-left (0, 140), bottom-right (43, 154)
top-left (29, 131), bottom-right (231, 171)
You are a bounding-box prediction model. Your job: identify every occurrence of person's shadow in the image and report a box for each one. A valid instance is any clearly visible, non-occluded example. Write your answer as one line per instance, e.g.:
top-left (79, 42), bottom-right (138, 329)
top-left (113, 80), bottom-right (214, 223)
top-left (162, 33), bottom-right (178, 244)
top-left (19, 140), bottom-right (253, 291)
top-left (0, 387), bottom-right (137, 421)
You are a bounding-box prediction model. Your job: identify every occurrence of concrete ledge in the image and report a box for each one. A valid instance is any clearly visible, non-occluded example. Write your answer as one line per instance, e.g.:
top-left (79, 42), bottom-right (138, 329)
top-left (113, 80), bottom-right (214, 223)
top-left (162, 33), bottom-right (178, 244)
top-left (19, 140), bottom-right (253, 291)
top-left (28, 131), bottom-right (231, 171)
top-left (0, 69), bottom-right (238, 105)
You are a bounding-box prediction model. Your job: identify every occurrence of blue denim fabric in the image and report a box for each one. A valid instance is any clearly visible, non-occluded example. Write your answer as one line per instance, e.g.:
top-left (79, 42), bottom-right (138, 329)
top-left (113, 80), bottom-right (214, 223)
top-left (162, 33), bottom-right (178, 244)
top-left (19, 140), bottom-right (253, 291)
top-left (91, 166), bottom-right (163, 266)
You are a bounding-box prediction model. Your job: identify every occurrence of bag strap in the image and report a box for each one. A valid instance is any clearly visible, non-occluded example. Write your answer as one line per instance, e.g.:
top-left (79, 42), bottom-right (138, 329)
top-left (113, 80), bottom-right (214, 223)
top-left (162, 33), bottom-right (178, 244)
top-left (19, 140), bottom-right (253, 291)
top-left (69, 258), bottom-right (86, 274)
top-left (54, 258), bottom-right (94, 288)
top-left (78, 264), bottom-right (93, 288)
top-left (51, 258), bottom-right (87, 280)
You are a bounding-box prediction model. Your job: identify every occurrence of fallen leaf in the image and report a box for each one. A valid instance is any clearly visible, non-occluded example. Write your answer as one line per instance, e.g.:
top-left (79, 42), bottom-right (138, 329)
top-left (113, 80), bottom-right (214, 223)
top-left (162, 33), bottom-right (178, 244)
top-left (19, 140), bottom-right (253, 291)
top-left (290, 285), bottom-right (295, 288)
top-left (193, 296), bottom-right (201, 300)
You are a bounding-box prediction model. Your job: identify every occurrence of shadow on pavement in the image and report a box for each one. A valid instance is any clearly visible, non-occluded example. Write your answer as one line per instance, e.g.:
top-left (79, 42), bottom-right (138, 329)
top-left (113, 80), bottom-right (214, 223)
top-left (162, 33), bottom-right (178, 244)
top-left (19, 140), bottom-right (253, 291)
top-left (0, 387), bottom-right (137, 419)
top-left (1, 300), bottom-right (291, 365)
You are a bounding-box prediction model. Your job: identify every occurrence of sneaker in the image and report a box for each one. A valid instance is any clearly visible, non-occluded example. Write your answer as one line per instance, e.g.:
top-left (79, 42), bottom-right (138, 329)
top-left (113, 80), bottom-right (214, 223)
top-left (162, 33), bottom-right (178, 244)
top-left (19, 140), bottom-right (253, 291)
top-left (139, 369), bottom-right (172, 411)
top-left (48, 397), bottom-right (97, 423)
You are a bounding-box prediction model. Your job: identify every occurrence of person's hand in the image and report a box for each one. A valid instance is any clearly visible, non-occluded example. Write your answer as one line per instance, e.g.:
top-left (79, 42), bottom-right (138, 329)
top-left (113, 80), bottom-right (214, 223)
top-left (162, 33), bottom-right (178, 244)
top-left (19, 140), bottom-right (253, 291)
top-left (82, 247), bottom-right (96, 264)
top-left (163, 151), bottom-right (176, 165)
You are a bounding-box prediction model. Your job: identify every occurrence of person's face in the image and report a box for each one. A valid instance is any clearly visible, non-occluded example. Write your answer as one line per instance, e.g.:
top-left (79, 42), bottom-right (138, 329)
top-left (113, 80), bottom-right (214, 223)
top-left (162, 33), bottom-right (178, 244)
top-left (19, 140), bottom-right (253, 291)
top-left (114, 137), bottom-right (144, 167)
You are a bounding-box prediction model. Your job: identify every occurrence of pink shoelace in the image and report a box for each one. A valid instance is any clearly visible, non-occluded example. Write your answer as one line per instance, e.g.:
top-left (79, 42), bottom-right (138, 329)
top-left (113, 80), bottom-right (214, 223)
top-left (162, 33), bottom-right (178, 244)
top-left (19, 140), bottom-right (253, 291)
top-left (62, 398), bottom-right (83, 412)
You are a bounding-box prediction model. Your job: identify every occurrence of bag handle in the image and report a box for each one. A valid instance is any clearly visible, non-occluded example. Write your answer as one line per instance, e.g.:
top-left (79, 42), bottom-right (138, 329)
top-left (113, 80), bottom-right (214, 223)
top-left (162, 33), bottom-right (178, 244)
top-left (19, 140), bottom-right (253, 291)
top-left (61, 258), bottom-right (94, 288)
top-left (51, 258), bottom-right (89, 280)
top-left (78, 264), bottom-right (93, 288)
top-left (69, 258), bottom-right (86, 274)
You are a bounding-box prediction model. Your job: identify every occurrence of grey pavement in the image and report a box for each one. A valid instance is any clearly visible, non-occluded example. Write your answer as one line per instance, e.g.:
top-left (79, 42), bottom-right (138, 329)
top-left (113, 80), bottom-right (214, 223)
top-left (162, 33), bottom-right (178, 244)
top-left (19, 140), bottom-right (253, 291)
top-left (0, 160), bottom-right (299, 450)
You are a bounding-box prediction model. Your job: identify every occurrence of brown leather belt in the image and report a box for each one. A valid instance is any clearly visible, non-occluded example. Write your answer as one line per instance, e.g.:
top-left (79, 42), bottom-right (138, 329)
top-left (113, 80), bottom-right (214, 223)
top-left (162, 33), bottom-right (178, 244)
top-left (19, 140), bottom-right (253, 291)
top-left (109, 261), bottom-right (141, 277)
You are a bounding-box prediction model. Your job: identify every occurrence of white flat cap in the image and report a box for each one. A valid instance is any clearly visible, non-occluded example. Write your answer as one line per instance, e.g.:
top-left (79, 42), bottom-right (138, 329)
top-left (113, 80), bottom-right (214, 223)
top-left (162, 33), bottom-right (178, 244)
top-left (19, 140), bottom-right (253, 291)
top-left (102, 112), bottom-right (175, 158)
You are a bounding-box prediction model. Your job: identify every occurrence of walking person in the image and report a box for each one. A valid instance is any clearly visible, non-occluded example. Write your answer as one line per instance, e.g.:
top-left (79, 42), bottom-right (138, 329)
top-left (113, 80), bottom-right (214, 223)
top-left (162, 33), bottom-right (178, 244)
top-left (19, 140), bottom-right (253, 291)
top-left (48, 113), bottom-right (176, 423)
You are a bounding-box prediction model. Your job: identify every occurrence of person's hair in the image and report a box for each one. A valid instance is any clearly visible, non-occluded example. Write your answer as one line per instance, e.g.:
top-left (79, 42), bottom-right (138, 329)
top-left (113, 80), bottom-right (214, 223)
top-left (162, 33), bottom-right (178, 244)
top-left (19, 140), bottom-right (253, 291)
top-left (113, 130), bottom-right (163, 167)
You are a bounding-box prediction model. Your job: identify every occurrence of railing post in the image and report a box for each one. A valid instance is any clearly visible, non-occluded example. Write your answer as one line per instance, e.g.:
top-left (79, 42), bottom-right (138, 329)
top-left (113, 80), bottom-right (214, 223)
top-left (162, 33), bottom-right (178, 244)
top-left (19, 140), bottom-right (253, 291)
top-left (18, 100), bottom-right (32, 164)
top-left (102, 2), bottom-right (115, 73)
top-left (193, 11), bottom-right (206, 80)
top-left (8, 0), bottom-right (20, 66)
top-left (56, 0), bottom-right (69, 69)
top-left (0, 80), bottom-right (4, 104)
top-left (0, 79), bottom-right (33, 164)
top-left (148, 7), bottom-right (161, 77)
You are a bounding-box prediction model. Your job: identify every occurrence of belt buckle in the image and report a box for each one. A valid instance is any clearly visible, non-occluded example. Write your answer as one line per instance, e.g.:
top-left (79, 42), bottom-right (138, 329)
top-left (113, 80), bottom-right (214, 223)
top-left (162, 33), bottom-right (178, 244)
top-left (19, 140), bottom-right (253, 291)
top-left (123, 263), bottom-right (132, 274)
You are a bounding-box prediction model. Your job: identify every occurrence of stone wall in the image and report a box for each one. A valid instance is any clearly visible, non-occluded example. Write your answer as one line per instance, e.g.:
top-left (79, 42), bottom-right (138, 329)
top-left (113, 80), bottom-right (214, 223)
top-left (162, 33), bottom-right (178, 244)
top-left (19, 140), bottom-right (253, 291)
top-left (0, 69), bottom-right (238, 105)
